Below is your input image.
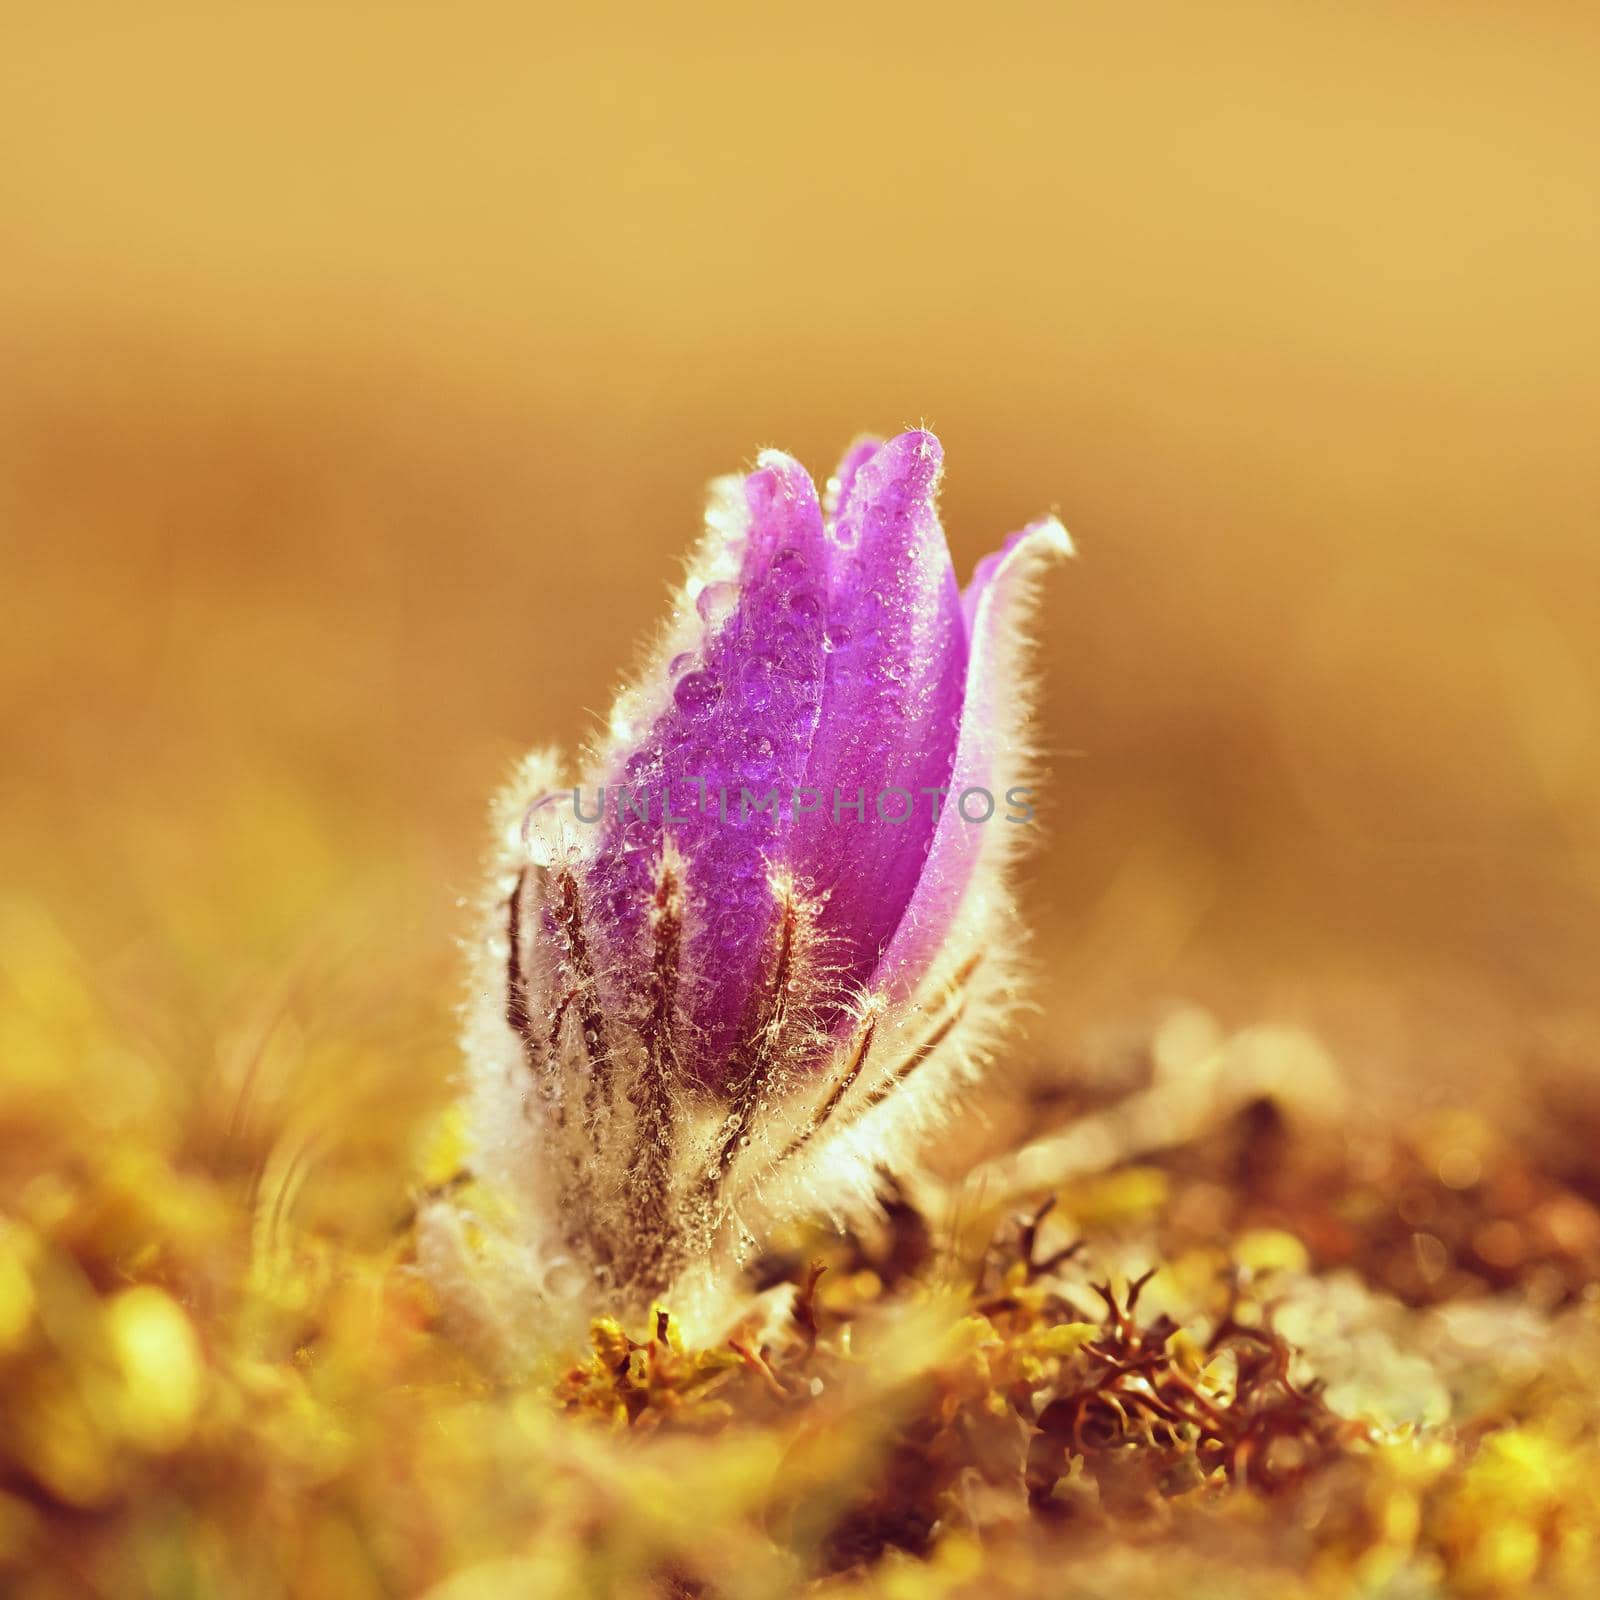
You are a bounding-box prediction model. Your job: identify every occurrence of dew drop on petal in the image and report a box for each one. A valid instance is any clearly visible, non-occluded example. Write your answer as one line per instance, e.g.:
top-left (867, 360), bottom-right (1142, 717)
top-left (787, 586), bottom-right (822, 621)
top-left (673, 671), bottom-right (723, 716)
top-left (738, 653), bottom-right (780, 712)
top-left (696, 582), bottom-right (737, 629)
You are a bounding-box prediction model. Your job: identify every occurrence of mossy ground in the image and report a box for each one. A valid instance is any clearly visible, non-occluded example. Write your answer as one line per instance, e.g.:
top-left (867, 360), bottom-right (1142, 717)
top-left (2, 906), bottom-right (1598, 1599)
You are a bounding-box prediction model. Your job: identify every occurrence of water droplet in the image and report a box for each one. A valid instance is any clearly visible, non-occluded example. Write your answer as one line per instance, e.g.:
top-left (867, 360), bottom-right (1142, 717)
top-left (673, 671), bottom-right (722, 716)
top-left (786, 586), bottom-right (822, 621)
top-left (771, 545), bottom-right (807, 575)
top-left (739, 657), bottom-right (779, 712)
top-left (696, 582), bottom-right (737, 629)
top-left (543, 1259), bottom-right (584, 1298)
top-left (668, 651), bottom-right (694, 677)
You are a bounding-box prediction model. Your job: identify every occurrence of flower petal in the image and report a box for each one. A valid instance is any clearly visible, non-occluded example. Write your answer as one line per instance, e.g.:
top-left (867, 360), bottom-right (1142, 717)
top-left (584, 453), bottom-right (829, 1078)
top-left (791, 430), bottom-right (967, 996)
top-left (824, 436), bottom-right (881, 531)
top-left (869, 516), bottom-right (1073, 1001)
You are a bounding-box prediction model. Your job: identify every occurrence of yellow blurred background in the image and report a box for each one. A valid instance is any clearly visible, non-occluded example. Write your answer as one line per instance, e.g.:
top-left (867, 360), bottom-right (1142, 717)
top-left (4, 0), bottom-right (1599, 1138)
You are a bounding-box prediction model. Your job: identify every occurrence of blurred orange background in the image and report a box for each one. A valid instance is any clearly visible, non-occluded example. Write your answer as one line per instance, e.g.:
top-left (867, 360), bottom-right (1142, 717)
top-left (4, 1), bottom-right (1598, 1129)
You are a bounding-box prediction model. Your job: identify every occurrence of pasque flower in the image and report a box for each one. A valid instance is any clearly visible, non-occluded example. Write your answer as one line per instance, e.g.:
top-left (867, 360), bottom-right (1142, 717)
top-left (422, 431), bottom-right (1071, 1347)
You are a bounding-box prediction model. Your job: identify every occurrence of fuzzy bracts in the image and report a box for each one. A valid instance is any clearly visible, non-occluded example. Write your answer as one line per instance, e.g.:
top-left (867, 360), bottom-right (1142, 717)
top-left (421, 432), bottom-right (1071, 1350)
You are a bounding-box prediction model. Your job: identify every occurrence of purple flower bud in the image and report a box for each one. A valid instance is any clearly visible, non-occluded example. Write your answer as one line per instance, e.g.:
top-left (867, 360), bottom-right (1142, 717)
top-left (422, 433), bottom-right (1071, 1348)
